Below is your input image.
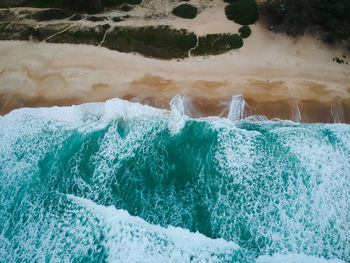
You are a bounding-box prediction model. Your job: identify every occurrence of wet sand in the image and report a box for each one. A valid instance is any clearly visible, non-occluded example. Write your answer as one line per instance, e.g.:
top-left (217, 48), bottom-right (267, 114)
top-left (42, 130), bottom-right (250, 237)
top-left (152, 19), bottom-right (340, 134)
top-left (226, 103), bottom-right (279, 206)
top-left (0, 22), bottom-right (349, 122)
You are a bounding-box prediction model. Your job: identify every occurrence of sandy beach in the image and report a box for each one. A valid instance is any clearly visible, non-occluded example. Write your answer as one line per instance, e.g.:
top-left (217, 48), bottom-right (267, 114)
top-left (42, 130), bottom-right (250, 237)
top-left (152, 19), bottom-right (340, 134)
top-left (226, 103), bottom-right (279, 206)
top-left (0, 18), bottom-right (349, 122)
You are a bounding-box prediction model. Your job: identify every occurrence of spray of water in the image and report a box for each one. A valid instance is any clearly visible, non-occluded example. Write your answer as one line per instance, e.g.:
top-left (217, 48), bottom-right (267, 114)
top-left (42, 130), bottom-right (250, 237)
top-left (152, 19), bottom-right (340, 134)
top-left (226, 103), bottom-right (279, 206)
top-left (170, 95), bottom-right (185, 116)
top-left (331, 101), bottom-right (344, 123)
top-left (228, 95), bottom-right (245, 121)
top-left (288, 99), bottom-right (302, 123)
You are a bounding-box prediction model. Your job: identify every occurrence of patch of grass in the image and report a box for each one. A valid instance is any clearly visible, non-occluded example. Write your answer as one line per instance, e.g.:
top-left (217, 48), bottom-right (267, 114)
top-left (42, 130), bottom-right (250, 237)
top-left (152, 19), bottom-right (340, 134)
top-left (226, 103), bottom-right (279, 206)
top-left (20, 26), bottom-right (41, 40)
top-left (172, 4), bottom-right (198, 19)
top-left (86, 16), bottom-right (105, 22)
top-left (20, 0), bottom-right (104, 14)
top-left (191, 34), bottom-right (242, 56)
top-left (112, 17), bottom-right (123, 22)
top-left (20, 0), bottom-right (65, 8)
top-left (227, 33), bottom-right (243, 48)
top-left (31, 23), bottom-right (73, 40)
top-left (69, 14), bottom-right (83, 21)
top-left (103, 26), bottom-right (197, 59)
top-left (239, 25), bottom-right (251, 38)
top-left (332, 57), bottom-right (348, 64)
top-left (121, 4), bottom-right (131, 12)
top-left (101, 0), bottom-right (141, 7)
top-left (260, 0), bottom-right (350, 45)
top-left (127, 0), bottom-right (141, 5)
top-left (0, 23), bottom-right (33, 40)
top-left (32, 9), bottom-right (73, 21)
top-left (225, 0), bottom-right (258, 25)
top-left (0, 10), bottom-right (16, 22)
top-left (45, 24), bottom-right (110, 45)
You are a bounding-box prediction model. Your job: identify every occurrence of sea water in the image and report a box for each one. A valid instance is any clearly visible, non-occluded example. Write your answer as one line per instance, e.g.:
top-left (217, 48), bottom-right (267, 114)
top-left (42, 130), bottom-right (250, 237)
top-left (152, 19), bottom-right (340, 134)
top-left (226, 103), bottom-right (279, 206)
top-left (0, 98), bottom-right (349, 262)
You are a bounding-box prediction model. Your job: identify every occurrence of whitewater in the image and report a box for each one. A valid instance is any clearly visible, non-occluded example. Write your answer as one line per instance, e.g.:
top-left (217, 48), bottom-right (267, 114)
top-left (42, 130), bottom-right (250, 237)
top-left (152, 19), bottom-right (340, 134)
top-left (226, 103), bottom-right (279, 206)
top-left (0, 98), bottom-right (349, 262)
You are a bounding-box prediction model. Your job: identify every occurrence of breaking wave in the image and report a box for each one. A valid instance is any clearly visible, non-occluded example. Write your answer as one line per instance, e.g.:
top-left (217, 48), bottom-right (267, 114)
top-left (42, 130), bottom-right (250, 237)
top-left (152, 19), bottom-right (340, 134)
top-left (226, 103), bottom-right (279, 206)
top-left (0, 98), bottom-right (349, 262)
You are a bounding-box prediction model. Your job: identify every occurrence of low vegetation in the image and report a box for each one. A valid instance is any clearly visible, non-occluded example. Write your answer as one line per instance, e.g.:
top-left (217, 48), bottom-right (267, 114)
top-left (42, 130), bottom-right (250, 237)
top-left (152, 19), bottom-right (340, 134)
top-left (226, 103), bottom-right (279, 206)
top-left (172, 4), bottom-right (198, 19)
top-left (225, 0), bottom-right (258, 25)
top-left (227, 34), bottom-right (243, 48)
top-left (239, 25), bottom-right (251, 38)
top-left (0, 0), bottom-right (251, 58)
top-left (191, 33), bottom-right (243, 56)
top-left (333, 56), bottom-right (348, 64)
top-left (259, 0), bottom-right (350, 46)
top-left (86, 16), bottom-right (105, 22)
top-left (103, 26), bottom-right (197, 59)
top-left (32, 9), bottom-right (73, 21)
top-left (7, 0), bottom-right (142, 14)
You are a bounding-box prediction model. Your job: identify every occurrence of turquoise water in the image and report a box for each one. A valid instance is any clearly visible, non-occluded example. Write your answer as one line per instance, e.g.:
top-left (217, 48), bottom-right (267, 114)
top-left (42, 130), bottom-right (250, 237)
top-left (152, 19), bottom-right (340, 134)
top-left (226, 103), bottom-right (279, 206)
top-left (0, 99), bottom-right (349, 262)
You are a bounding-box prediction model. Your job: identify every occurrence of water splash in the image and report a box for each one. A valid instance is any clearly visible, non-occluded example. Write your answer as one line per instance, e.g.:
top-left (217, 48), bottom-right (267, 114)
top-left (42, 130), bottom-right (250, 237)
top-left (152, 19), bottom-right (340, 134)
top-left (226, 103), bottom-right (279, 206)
top-left (170, 95), bottom-right (185, 116)
top-left (331, 101), bottom-right (344, 123)
top-left (228, 95), bottom-right (245, 121)
top-left (289, 99), bottom-right (302, 122)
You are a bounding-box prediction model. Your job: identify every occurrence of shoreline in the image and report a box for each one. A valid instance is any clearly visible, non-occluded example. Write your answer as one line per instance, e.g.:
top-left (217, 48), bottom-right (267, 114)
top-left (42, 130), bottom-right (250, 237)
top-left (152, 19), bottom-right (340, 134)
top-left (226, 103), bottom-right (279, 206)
top-left (0, 23), bottom-right (349, 123)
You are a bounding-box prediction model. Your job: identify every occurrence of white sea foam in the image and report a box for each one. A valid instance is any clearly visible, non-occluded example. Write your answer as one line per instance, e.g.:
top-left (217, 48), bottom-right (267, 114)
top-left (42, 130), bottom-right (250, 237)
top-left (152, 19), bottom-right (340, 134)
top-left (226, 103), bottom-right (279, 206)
top-left (288, 98), bottom-right (302, 122)
top-left (256, 253), bottom-right (345, 263)
top-left (68, 195), bottom-right (243, 263)
top-left (1, 98), bottom-right (349, 263)
top-left (170, 95), bottom-right (185, 116)
top-left (228, 94), bottom-right (245, 121)
top-left (331, 101), bottom-right (345, 123)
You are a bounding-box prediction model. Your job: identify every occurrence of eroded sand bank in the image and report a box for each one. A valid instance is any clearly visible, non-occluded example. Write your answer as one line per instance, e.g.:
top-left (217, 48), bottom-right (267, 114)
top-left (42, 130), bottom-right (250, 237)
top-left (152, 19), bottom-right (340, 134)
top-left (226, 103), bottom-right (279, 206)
top-left (0, 23), bottom-right (349, 122)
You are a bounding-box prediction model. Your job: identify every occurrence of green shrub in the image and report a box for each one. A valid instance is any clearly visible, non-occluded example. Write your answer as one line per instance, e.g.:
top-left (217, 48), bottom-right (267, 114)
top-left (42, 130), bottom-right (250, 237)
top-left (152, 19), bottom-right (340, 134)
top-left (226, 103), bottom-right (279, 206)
top-left (172, 4), bottom-right (198, 19)
top-left (239, 25), bottom-right (251, 38)
top-left (260, 0), bottom-right (350, 43)
top-left (103, 26), bottom-right (197, 59)
top-left (121, 4), bottom-right (131, 11)
top-left (178, 32), bottom-right (197, 49)
top-left (112, 17), bottom-right (123, 22)
top-left (191, 34), bottom-right (242, 56)
top-left (225, 0), bottom-right (258, 25)
top-left (32, 9), bottom-right (72, 21)
top-left (227, 34), bottom-right (243, 48)
top-left (69, 14), bottom-right (83, 21)
top-left (127, 0), bottom-right (141, 5)
top-left (20, 0), bottom-right (65, 8)
top-left (100, 0), bottom-right (140, 7)
top-left (20, 26), bottom-right (41, 40)
top-left (86, 16), bottom-right (105, 22)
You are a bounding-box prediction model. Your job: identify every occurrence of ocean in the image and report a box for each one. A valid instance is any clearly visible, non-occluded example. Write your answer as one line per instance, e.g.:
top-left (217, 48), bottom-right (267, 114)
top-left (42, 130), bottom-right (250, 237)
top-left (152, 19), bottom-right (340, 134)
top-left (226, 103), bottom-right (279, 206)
top-left (0, 98), bottom-right (348, 262)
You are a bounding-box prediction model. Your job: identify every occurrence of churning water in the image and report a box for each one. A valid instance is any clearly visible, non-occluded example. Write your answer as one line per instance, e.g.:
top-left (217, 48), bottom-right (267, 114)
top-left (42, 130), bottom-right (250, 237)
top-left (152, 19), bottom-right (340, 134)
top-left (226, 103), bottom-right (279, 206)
top-left (0, 98), bottom-right (349, 262)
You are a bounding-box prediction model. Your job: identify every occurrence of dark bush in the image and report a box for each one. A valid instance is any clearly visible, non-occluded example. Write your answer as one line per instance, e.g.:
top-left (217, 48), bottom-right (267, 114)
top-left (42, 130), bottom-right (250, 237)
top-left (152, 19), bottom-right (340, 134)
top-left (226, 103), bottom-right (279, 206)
top-left (223, 0), bottom-right (239, 3)
top-left (178, 32), bottom-right (197, 49)
top-left (20, 0), bottom-right (65, 8)
top-left (21, 0), bottom-right (104, 14)
top-left (32, 9), bottom-right (72, 21)
top-left (86, 16), bottom-right (105, 22)
top-left (225, 0), bottom-right (258, 25)
top-left (227, 33), bottom-right (243, 48)
top-left (172, 4), bottom-right (198, 19)
top-left (100, 0), bottom-right (140, 7)
top-left (112, 17), bottom-right (123, 22)
top-left (69, 14), bottom-right (83, 21)
top-left (127, 0), bottom-right (141, 5)
top-left (260, 0), bottom-right (350, 43)
top-left (121, 4), bottom-right (131, 11)
top-left (103, 26), bottom-right (197, 59)
top-left (20, 26), bottom-right (41, 40)
top-left (239, 25), bottom-right (251, 38)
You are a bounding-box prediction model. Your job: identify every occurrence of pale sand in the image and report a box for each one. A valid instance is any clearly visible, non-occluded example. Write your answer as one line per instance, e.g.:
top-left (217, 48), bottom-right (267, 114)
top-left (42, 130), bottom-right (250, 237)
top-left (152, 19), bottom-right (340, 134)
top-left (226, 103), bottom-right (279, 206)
top-left (0, 21), bottom-right (349, 122)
